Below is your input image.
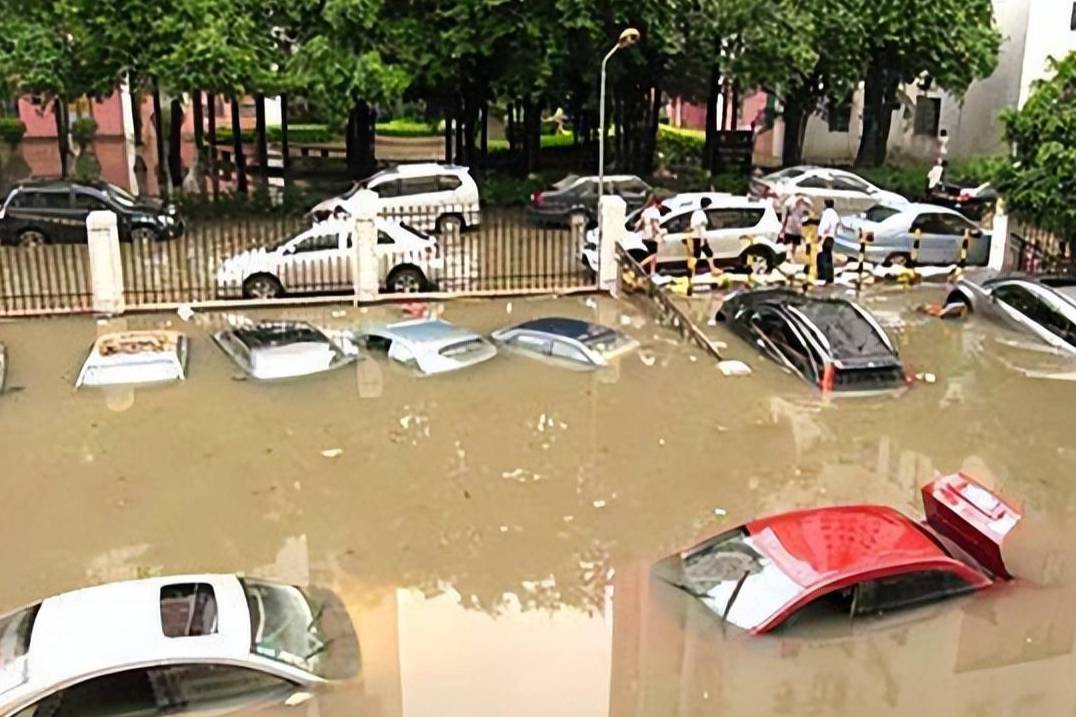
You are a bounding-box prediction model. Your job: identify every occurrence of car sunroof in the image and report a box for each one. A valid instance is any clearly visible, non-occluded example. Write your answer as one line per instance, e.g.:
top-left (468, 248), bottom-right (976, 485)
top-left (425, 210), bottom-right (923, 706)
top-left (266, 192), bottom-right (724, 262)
top-left (160, 583), bottom-right (219, 638)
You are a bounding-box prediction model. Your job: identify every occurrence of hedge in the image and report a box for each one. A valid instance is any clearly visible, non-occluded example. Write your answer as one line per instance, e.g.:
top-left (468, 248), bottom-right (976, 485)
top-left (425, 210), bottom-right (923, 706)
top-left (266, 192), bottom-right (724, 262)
top-left (214, 124), bottom-right (336, 145)
top-left (0, 117), bottom-right (26, 145)
top-left (376, 118), bottom-right (437, 137)
top-left (856, 156), bottom-right (1007, 199)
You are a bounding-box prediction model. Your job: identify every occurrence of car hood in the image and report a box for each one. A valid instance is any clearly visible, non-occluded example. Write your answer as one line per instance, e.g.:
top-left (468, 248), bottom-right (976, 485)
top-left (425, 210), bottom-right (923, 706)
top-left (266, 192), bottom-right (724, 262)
top-left (870, 190), bottom-right (909, 205)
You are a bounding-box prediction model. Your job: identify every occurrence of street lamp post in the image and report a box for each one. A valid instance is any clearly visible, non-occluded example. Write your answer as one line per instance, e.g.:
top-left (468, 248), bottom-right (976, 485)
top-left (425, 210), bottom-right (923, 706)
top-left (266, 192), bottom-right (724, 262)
top-left (598, 28), bottom-right (640, 205)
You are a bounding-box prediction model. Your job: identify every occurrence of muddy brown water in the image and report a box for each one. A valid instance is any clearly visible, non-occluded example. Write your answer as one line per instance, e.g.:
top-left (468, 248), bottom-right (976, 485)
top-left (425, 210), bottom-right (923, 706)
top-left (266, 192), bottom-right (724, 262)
top-left (1, 287), bottom-right (1075, 716)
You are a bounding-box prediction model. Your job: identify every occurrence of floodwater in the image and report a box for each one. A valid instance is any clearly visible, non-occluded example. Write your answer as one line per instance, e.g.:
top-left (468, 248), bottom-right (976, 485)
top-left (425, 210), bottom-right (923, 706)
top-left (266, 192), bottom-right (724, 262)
top-left (1, 287), bottom-right (1075, 716)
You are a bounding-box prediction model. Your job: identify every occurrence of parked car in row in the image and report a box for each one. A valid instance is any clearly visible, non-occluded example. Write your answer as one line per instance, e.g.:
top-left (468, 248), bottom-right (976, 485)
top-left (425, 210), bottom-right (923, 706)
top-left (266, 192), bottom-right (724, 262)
top-left (926, 180), bottom-right (998, 222)
top-left (718, 289), bottom-right (906, 394)
top-left (655, 472), bottom-right (1021, 634)
top-left (527, 175), bottom-right (652, 226)
top-left (0, 179), bottom-right (183, 246)
top-left (583, 194), bottom-right (785, 275)
top-left (354, 318), bottom-right (497, 376)
top-left (76, 331), bottom-right (189, 389)
top-left (310, 163), bottom-right (481, 234)
top-left (750, 166), bottom-right (907, 216)
top-left (492, 317), bottom-right (638, 370)
top-left (215, 218), bottom-right (445, 299)
top-left (0, 574), bottom-right (359, 716)
top-left (214, 320), bottom-right (359, 380)
top-left (946, 271), bottom-right (1076, 356)
top-left (836, 203), bottom-right (990, 267)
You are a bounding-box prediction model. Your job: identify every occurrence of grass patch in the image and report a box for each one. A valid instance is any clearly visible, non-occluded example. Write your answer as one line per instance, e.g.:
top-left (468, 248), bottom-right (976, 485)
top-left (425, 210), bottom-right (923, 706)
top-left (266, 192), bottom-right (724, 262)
top-left (376, 118), bottom-right (438, 137)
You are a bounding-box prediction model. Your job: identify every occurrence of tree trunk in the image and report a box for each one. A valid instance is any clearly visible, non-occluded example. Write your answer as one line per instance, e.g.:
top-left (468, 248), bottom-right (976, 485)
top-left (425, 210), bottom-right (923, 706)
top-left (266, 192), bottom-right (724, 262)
top-left (53, 98), bottom-right (68, 178)
top-left (704, 66), bottom-right (720, 173)
top-left (454, 102), bottom-right (465, 166)
top-left (356, 100), bottom-right (374, 176)
top-left (480, 101), bottom-right (489, 172)
top-left (781, 94), bottom-right (809, 166)
top-left (229, 94), bottom-right (247, 194)
top-left (192, 91), bottom-right (204, 150)
top-left (855, 59), bottom-right (899, 168)
top-left (443, 109), bottom-right (453, 164)
top-left (206, 93), bottom-right (218, 199)
top-left (151, 85), bottom-right (166, 189)
top-left (643, 84), bottom-right (662, 175)
top-left (254, 93), bottom-right (268, 174)
top-left (168, 97), bottom-right (184, 188)
top-left (280, 93), bottom-right (290, 173)
top-left (345, 104), bottom-right (359, 176)
top-left (130, 86), bottom-right (143, 147)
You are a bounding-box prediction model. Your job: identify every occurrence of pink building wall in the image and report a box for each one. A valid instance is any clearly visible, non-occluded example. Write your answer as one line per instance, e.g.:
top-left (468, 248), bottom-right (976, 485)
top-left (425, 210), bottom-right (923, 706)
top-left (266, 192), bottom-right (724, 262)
top-left (18, 95), bottom-right (126, 138)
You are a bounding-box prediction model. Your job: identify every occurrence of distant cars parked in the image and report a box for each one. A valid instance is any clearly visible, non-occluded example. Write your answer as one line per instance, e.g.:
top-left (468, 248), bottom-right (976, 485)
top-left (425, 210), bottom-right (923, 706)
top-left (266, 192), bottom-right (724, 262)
top-left (946, 272), bottom-right (1076, 356)
top-left (750, 166), bottom-right (907, 216)
top-left (214, 320), bottom-right (359, 380)
top-left (0, 180), bottom-right (183, 246)
top-left (718, 289), bottom-right (906, 393)
top-left (836, 203), bottom-right (990, 267)
top-left (583, 194), bottom-right (785, 274)
top-left (654, 473), bottom-right (1021, 634)
top-left (0, 574), bottom-right (359, 716)
top-left (528, 175), bottom-right (651, 226)
top-left (492, 317), bottom-right (638, 369)
top-left (310, 163), bottom-right (481, 234)
top-left (354, 318), bottom-right (497, 376)
top-left (76, 331), bottom-right (189, 389)
top-left (215, 218), bottom-right (444, 299)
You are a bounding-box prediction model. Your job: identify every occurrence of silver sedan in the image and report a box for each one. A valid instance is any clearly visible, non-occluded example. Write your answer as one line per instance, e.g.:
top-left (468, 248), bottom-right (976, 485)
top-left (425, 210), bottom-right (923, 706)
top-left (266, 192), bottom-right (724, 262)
top-left (835, 203), bottom-right (991, 266)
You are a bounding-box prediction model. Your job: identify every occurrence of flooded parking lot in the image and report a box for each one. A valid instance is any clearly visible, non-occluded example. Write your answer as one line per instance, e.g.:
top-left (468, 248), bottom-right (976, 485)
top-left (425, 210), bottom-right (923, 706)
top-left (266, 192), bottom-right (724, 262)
top-left (2, 287), bottom-right (1075, 716)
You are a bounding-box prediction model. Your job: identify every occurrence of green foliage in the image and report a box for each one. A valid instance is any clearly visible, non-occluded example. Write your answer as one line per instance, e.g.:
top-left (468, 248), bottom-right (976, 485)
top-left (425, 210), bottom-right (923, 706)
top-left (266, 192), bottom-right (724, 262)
top-left (855, 156), bottom-right (1008, 199)
top-left (488, 132), bottom-right (575, 152)
top-left (0, 117), bottom-right (26, 145)
top-left (215, 124), bottom-right (336, 144)
top-left (375, 118), bottom-right (437, 137)
top-left (73, 151), bottom-right (101, 182)
top-left (70, 117), bottom-right (97, 148)
top-left (655, 125), bottom-right (705, 168)
top-left (996, 52), bottom-right (1076, 235)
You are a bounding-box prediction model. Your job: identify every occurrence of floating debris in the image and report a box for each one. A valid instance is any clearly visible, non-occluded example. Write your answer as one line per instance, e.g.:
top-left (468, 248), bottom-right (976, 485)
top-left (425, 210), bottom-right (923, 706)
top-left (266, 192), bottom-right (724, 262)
top-left (718, 360), bottom-right (752, 377)
top-left (917, 372), bottom-right (938, 384)
top-left (320, 448), bottom-right (343, 459)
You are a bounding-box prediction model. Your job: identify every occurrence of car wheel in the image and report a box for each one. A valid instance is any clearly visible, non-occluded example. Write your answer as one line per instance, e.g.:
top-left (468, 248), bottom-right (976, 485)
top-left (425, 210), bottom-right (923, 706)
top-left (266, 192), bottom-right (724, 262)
top-left (741, 246), bottom-right (776, 274)
top-left (386, 267), bottom-right (427, 294)
top-left (436, 215), bottom-right (464, 236)
top-left (16, 229), bottom-right (48, 247)
top-left (885, 252), bottom-right (912, 267)
top-left (242, 275), bottom-right (283, 300)
top-left (130, 226), bottom-right (161, 242)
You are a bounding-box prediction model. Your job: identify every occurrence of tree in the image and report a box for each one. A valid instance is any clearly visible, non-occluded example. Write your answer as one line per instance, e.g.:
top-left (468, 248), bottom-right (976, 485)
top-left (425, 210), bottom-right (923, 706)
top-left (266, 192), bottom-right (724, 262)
top-left (854, 0), bottom-right (1000, 167)
top-left (996, 53), bottom-right (1076, 238)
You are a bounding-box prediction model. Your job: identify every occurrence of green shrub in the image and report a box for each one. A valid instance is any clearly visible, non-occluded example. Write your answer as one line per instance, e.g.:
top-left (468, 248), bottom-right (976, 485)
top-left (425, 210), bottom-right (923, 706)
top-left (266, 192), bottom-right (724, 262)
top-left (376, 118), bottom-right (437, 137)
top-left (854, 165), bottom-right (926, 199)
top-left (656, 125), bottom-right (705, 167)
top-left (70, 118), bottom-right (97, 148)
top-left (488, 131), bottom-right (576, 153)
top-left (215, 124), bottom-right (336, 145)
top-left (73, 152), bottom-right (101, 182)
top-left (478, 173), bottom-right (547, 207)
top-left (0, 118), bottom-right (26, 146)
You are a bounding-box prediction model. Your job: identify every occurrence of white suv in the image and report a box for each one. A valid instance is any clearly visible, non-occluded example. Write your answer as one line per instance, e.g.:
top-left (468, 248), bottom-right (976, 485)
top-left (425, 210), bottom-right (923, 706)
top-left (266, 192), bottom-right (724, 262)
top-left (215, 218), bottom-right (445, 298)
top-left (311, 164), bottom-right (481, 234)
top-left (582, 194), bottom-right (785, 274)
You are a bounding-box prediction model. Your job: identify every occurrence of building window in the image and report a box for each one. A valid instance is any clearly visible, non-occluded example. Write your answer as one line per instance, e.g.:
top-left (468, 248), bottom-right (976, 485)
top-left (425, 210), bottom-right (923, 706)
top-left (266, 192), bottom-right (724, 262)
top-left (827, 95), bottom-right (852, 133)
top-left (914, 96), bottom-right (941, 136)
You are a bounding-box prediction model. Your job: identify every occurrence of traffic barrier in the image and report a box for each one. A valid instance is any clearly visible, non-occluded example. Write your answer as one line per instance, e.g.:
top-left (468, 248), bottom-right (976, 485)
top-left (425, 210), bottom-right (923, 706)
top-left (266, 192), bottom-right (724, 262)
top-left (912, 228), bottom-right (922, 266)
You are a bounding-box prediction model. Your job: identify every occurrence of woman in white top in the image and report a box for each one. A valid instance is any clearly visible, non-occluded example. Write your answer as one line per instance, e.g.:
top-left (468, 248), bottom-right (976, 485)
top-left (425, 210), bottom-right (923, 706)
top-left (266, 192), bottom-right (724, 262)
top-left (635, 195), bottom-right (664, 273)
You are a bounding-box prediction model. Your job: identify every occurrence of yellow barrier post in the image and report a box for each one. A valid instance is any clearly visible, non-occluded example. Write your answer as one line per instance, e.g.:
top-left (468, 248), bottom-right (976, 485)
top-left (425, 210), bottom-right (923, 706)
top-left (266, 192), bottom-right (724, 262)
top-left (959, 229), bottom-right (969, 269)
top-left (804, 220), bottom-right (818, 290)
top-left (857, 230), bottom-right (871, 298)
top-left (912, 228), bottom-right (922, 266)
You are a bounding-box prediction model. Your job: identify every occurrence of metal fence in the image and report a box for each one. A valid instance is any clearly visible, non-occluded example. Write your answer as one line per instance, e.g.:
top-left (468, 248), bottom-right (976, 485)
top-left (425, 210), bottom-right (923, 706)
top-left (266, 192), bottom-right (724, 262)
top-left (0, 206), bottom-right (595, 316)
top-left (1007, 220), bottom-right (1075, 276)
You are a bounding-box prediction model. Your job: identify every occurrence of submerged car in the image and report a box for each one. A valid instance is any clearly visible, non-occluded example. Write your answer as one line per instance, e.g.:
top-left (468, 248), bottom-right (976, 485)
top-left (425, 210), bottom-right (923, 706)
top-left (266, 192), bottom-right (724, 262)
top-left (492, 317), bottom-right (638, 369)
top-left (718, 289), bottom-right (905, 393)
top-left (214, 321), bottom-right (358, 380)
top-left (836, 203), bottom-right (990, 267)
top-left (0, 574), bottom-right (359, 716)
top-left (215, 217), bottom-right (444, 299)
top-left (655, 473), bottom-right (1021, 635)
top-left (946, 272), bottom-right (1076, 356)
top-left (75, 331), bottom-right (189, 389)
top-left (354, 319), bottom-right (496, 376)
top-left (528, 175), bottom-right (651, 226)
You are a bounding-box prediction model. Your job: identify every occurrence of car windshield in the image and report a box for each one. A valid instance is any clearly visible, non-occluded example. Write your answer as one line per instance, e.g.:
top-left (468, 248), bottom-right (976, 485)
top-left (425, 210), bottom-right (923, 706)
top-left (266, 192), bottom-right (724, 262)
top-left (82, 360), bottom-right (180, 387)
top-left (399, 222), bottom-right (431, 240)
top-left (233, 323), bottom-right (330, 350)
top-left (677, 529), bottom-right (803, 632)
top-left (0, 604), bottom-right (40, 694)
top-left (865, 205), bottom-right (901, 223)
top-left (766, 168), bottom-right (806, 181)
top-left (104, 182), bottom-right (138, 208)
top-left (242, 580), bottom-right (331, 677)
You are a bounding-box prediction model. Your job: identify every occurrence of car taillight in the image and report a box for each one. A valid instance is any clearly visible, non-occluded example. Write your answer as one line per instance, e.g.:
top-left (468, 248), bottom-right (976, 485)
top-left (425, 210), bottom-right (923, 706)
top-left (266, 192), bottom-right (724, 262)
top-left (531, 190), bottom-right (544, 208)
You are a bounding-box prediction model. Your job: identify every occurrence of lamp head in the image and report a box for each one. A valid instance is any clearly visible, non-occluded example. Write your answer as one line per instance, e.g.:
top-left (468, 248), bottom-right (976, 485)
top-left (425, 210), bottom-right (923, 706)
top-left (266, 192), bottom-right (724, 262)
top-left (618, 28), bottom-right (641, 48)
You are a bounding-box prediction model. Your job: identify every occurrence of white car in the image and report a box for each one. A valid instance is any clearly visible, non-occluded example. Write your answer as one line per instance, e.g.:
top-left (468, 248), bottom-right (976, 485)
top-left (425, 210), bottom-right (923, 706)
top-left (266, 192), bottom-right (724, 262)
top-left (0, 574), bottom-right (359, 716)
top-left (75, 331), bottom-right (189, 389)
top-left (354, 318), bottom-right (497, 375)
top-left (310, 163), bottom-right (481, 234)
top-left (215, 218), bottom-right (445, 299)
top-left (750, 166), bottom-right (908, 215)
top-left (213, 320), bottom-right (359, 380)
top-left (582, 195), bottom-right (785, 274)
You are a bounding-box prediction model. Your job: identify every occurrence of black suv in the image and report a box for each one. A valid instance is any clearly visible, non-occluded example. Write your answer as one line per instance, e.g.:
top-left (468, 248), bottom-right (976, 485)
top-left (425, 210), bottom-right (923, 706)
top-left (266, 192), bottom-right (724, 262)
top-left (0, 180), bottom-right (184, 246)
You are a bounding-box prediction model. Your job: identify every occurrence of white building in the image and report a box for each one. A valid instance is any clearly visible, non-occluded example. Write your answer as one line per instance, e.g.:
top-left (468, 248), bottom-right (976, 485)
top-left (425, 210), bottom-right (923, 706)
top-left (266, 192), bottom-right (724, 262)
top-left (800, 0), bottom-right (1076, 165)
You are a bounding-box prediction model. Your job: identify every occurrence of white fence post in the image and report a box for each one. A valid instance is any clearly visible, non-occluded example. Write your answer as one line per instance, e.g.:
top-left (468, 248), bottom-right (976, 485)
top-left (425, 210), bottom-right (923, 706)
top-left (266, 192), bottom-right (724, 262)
top-left (989, 198), bottom-right (1009, 271)
top-left (598, 195), bottom-right (626, 295)
top-left (87, 210), bottom-right (125, 315)
top-left (351, 190), bottom-right (380, 304)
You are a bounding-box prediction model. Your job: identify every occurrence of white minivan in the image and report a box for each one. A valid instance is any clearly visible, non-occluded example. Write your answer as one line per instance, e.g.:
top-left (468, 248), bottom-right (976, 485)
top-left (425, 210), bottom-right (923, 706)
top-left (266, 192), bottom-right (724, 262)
top-left (215, 218), bottom-right (445, 298)
top-left (311, 164), bottom-right (481, 234)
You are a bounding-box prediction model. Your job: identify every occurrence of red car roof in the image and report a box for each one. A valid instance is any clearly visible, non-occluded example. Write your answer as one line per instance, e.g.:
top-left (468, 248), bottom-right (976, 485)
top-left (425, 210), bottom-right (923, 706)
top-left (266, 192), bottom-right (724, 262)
top-left (744, 505), bottom-right (963, 591)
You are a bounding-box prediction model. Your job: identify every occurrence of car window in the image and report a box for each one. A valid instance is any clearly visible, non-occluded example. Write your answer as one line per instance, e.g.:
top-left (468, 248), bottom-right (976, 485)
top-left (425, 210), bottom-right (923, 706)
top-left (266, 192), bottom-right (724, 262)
top-left (936, 213), bottom-right (975, 236)
top-left (24, 191), bottom-right (71, 209)
top-left (509, 334), bottom-right (551, 354)
top-left (372, 179), bottom-right (402, 198)
top-left (292, 231), bottom-right (341, 253)
top-left (832, 176), bottom-right (870, 192)
top-left (617, 178), bottom-right (649, 194)
top-left (865, 205), bottom-right (901, 223)
top-left (399, 176), bottom-right (441, 196)
top-left (755, 312), bottom-right (816, 379)
top-left (911, 213), bottom-right (951, 234)
top-left (662, 212), bottom-right (692, 234)
top-left (993, 285), bottom-right (1076, 347)
top-left (437, 175), bottom-right (462, 192)
top-left (20, 664), bottom-right (292, 716)
top-left (243, 579), bottom-right (333, 677)
top-left (377, 231), bottom-right (394, 245)
top-left (73, 192), bottom-right (108, 211)
top-left (0, 603), bottom-right (40, 693)
top-left (797, 175), bottom-right (832, 190)
top-left (550, 340), bottom-right (591, 364)
top-left (854, 570), bottom-right (975, 616)
top-left (160, 583), bottom-right (218, 638)
top-left (439, 338), bottom-right (490, 360)
top-left (707, 208), bottom-right (763, 230)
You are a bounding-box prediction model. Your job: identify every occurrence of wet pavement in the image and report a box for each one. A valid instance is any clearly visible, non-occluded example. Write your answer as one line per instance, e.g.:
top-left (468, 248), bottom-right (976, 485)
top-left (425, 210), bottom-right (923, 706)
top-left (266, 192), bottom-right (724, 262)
top-left (1, 287), bottom-right (1075, 716)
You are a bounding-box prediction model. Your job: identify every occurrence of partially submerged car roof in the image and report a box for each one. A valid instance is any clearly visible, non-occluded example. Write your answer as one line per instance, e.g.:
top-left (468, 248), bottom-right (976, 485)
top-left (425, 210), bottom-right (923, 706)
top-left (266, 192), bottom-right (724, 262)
top-left (360, 319), bottom-right (497, 375)
top-left (214, 321), bottom-right (355, 380)
top-left (76, 331), bottom-right (188, 388)
top-left (513, 317), bottom-right (619, 344)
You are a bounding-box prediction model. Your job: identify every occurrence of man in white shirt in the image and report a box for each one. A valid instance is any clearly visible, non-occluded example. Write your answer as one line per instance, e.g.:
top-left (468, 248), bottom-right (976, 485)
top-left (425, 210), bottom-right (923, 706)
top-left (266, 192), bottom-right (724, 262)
top-left (688, 196), bottom-right (721, 276)
top-left (816, 198), bottom-right (841, 283)
top-left (927, 159), bottom-right (947, 194)
top-left (635, 195), bottom-right (664, 273)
